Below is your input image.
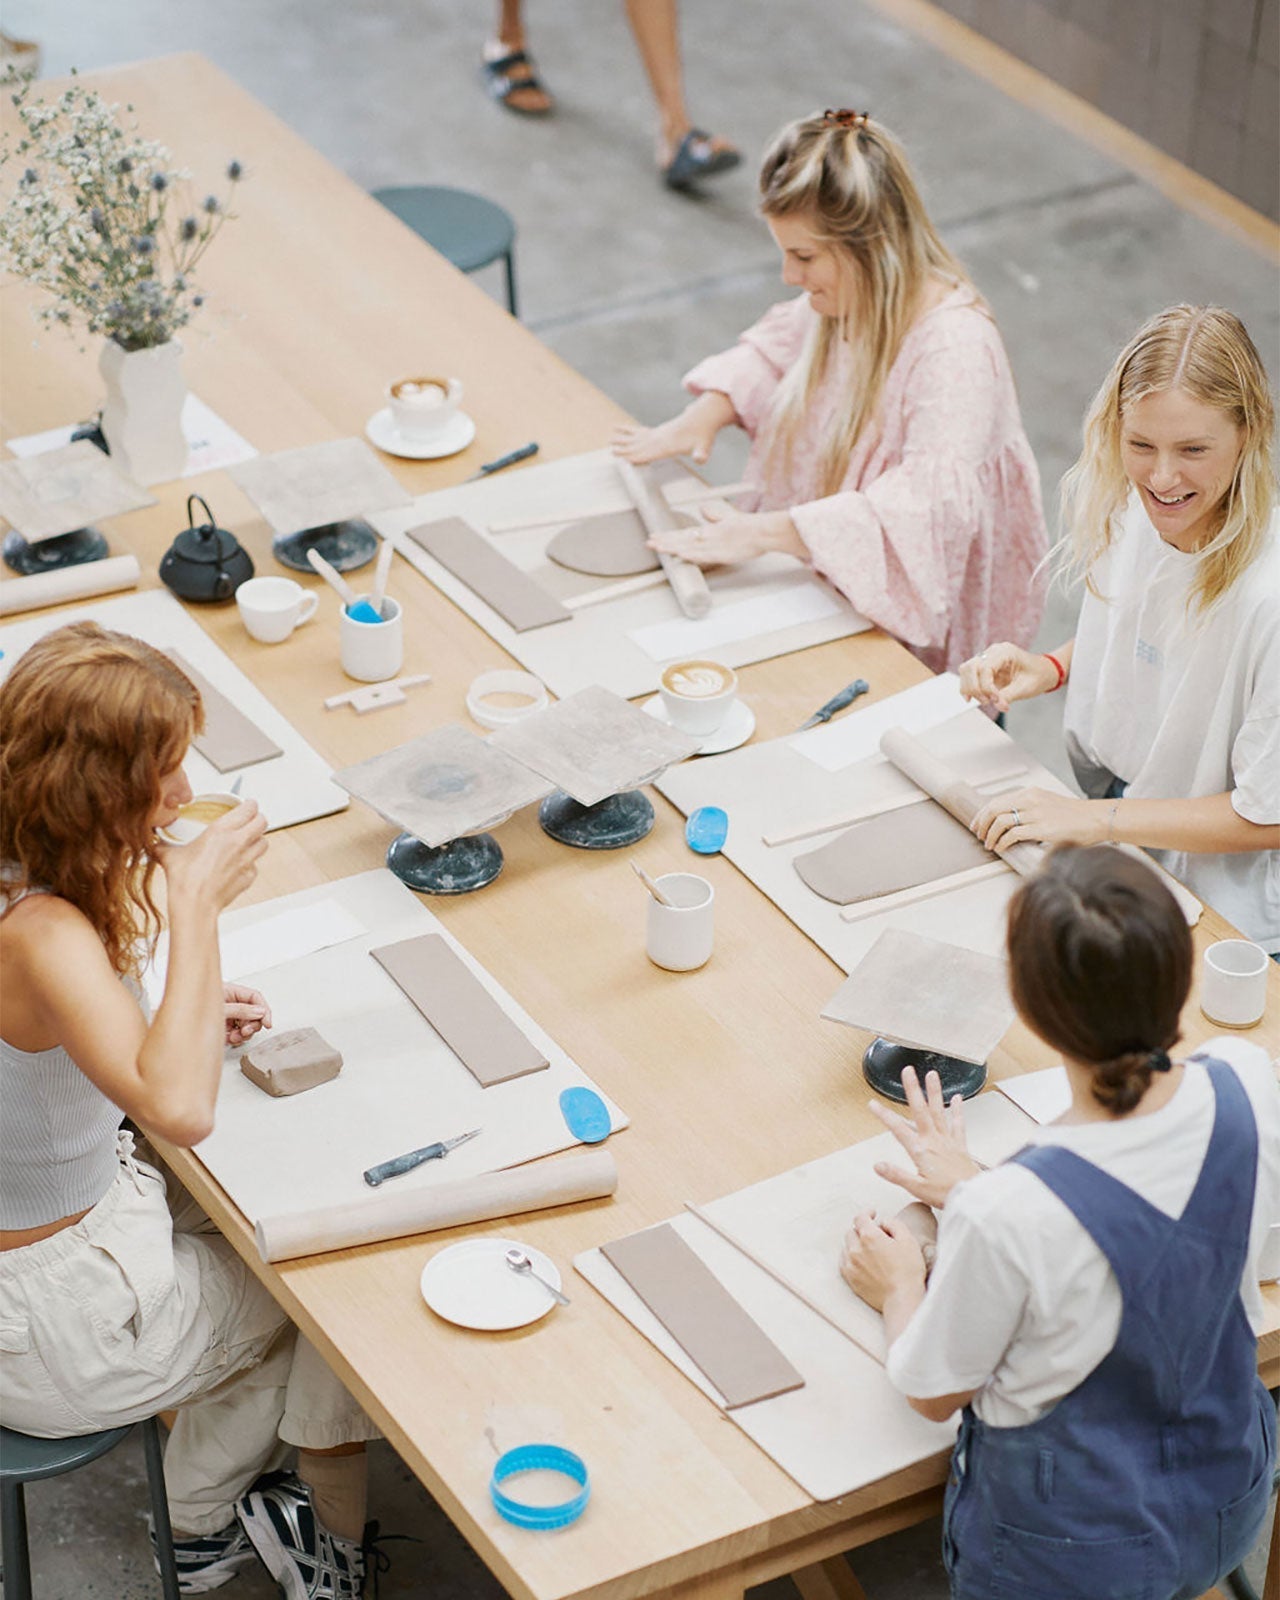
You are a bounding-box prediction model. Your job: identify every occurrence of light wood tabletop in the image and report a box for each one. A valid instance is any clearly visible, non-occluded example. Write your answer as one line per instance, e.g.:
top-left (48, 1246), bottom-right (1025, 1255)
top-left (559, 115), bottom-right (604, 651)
top-left (3, 55), bottom-right (1276, 1600)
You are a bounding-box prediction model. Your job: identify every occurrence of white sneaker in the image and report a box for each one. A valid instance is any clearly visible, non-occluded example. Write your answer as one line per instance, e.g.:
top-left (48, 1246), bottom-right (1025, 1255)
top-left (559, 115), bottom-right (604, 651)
top-left (150, 1518), bottom-right (260, 1593)
top-left (235, 1471), bottom-right (365, 1600)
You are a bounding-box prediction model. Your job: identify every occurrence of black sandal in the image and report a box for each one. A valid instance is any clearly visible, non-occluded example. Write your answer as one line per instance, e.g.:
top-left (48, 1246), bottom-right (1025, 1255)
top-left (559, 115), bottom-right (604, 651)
top-left (663, 129), bottom-right (741, 191)
top-left (481, 50), bottom-right (553, 117)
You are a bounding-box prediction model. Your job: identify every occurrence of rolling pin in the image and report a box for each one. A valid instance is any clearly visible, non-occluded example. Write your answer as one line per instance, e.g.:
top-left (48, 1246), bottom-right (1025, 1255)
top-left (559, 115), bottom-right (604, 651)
top-left (0, 553), bottom-right (141, 617)
top-left (617, 459), bottom-right (712, 620)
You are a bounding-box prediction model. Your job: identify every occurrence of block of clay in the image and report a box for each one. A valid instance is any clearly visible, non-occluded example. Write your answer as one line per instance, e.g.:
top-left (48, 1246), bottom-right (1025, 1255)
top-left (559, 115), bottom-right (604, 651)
top-left (241, 1027), bottom-right (343, 1097)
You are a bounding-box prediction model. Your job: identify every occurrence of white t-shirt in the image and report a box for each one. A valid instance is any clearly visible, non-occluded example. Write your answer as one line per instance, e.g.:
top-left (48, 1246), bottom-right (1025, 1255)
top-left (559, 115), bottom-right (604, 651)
top-left (1062, 498), bottom-right (1280, 950)
top-left (886, 1039), bottom-right (1280, 1428)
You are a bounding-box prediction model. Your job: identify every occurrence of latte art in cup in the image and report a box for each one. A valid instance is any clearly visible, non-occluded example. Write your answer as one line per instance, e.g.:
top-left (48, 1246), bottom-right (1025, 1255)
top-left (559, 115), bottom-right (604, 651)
top-left (158, 792), bottom-right (241, 844)
top-left (658, 659), bottom-right (738, 736)
top-left (661, 661), bottom-right (735, 699)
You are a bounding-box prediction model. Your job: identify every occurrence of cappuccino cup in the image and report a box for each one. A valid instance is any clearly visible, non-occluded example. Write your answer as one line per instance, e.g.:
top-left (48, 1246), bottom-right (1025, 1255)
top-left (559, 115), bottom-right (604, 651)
top-left (388, 376), bottom-right (462, 443)
top-left (659, 659), bottom-right (737, 735)
top-left (159, 792), bottom-right (242, 845)
top-left (236, 576), bottom-right (318, 644)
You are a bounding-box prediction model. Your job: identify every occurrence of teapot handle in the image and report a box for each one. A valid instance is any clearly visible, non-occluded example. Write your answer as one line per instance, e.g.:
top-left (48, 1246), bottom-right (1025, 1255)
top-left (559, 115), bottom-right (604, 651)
top-left (211, 568), bottom-right (235, 602)
top-left (187, 493), bottom-right (217, 534)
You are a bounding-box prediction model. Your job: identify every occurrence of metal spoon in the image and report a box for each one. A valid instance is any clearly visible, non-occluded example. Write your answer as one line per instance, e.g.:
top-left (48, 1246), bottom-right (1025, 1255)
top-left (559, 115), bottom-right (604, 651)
top-left (504, 1246), bottom-right (570, 1307)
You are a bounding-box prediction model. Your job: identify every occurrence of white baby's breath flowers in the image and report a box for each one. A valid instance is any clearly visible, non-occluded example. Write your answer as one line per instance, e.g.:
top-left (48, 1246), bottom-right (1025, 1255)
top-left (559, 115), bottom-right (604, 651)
top-left (0, 69), bottom-right (243, 351)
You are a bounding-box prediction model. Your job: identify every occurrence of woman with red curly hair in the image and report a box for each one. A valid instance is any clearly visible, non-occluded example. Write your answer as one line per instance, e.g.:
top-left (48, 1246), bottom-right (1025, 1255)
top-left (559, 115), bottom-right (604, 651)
top-left (0, 623), bottom-right (376, 1598)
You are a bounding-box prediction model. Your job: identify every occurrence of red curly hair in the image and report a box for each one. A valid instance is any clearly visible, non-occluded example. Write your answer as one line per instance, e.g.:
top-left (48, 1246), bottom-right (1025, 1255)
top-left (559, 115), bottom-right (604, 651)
top-left (0, 622), bottom-right (202, 975)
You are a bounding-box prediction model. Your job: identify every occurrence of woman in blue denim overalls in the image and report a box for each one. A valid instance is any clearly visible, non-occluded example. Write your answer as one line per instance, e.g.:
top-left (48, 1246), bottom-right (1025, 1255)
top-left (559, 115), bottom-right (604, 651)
top-left (841, 844), bottom-right (1279, 1600)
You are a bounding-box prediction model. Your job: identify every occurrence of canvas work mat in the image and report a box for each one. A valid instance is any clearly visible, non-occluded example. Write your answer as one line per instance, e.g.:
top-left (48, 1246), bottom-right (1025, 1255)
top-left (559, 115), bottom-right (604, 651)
top-left (372, 449), bottom-right (870, 699)
top-left (575, 1091), bottom-right (1036, 1501)
top-left (0, 590), bottom-right (348, 831)
top-left (188, 870), bottom-right (629, 1222)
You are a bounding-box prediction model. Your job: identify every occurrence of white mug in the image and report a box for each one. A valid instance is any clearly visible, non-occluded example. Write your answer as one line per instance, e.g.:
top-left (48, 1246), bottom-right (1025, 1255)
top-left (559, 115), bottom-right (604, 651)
top-left (659, 659), bottom-right (738, 736)
top-left (388, 376), bottom-right (462, 443)
top-left (236, 576), bottom-right (318, 644)
top-left (646, 872), bottom-right (714, 971)
top-left (340, 595), bottom-right (403, 682)
top-left (1200, 939), bottom-right (1269, 1029)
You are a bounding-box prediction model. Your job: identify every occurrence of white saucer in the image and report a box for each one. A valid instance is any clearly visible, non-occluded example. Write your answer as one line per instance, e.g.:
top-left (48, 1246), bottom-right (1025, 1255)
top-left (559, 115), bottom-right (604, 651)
top-left (642, 695), bottom-right (756, 755)
top-left (419, 1236), bottom-right (563, 1331)
top-left (365, 407), bottom-right (477, 461)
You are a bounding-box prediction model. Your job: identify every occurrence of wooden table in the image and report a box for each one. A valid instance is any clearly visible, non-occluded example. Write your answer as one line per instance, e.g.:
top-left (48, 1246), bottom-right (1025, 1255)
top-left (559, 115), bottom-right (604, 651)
top-left (3, 56), bottom-right (1276, 1600)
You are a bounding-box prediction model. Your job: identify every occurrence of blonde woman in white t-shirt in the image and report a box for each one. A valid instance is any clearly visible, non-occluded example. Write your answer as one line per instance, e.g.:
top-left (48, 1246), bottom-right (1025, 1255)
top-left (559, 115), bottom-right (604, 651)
top-left (839, 845), bottom-right (1280, 1600)
top-left (958, 305), bottom-right (1280, 950)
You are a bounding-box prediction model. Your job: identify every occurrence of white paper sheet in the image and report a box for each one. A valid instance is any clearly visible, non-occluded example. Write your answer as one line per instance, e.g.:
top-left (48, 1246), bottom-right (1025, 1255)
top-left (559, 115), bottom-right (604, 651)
top-left (629, 579), bottom-right (842, 663)
top-left (996, 1066), bottom-right (1072, 1124)
top-left (790, 673), bottom-right (971, 772)
top-left (6, 395), bottom-right (257, 479)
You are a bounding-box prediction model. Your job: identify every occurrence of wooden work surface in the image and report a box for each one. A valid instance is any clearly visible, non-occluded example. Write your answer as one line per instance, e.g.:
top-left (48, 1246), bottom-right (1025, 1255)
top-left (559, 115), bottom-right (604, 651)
top-left (4, 56), bottom-right (1277, 1600)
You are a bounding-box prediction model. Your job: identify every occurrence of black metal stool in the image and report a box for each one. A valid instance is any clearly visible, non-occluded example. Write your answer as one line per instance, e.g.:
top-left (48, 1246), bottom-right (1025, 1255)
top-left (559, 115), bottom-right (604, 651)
top-left (372, 184), bottom-right (518, 317)
top-left (0, 1418), bottom-right (180, 1599)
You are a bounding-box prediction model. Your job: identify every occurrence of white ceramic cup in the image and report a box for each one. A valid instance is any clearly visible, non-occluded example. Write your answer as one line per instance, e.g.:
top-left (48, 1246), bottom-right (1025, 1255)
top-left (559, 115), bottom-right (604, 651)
top-left (158, 792), bottom-right (242, 845)
top-left (646, 872), bottom-right (714, 971)
top-left (1200, 939), bottom-right (1269, 1028)
top-left (236, 575), bottom-right (319, 644)
top-left (388, 376), bottom-right (462, 443)
top-left (658, 659), bottom-right (738, 736)
top-left (340, 594), bottom-right (403, 682)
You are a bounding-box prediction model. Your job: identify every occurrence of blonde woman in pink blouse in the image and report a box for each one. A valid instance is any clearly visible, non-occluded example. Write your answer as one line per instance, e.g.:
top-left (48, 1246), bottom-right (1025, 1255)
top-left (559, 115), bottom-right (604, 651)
top-left (614, 109), bottom-right (1047, 674)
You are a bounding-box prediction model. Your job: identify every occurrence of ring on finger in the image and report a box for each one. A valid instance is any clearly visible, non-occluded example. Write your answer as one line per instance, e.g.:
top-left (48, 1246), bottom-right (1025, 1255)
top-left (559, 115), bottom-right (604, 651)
top-left (1011, 807), bottom-right (1021, 828)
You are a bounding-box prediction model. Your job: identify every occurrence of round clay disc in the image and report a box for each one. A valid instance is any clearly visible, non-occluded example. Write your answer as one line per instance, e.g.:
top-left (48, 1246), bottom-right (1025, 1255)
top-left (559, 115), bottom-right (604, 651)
top-left (546, 510), bottom-right (661, 577)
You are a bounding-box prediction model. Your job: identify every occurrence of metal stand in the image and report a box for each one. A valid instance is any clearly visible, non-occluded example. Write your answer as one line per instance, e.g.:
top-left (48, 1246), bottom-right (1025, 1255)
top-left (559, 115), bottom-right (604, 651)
top-left (3, 526), bottom-right (109, 575)
top-left (862, 1038), bottom-right (987, 1104)
top-left (386, 831), bottom-right (503, 894)
top-left (273, 519), bottom-right (377, 573)
top-left (538, 790), bottom-right (654, 850)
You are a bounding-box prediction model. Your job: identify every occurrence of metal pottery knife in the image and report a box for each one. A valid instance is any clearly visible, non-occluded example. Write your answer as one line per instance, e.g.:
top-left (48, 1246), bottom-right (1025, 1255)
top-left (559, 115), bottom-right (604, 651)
top-left (362, 1127), bottom-right (482, 1187)
top-left (796, 677), bottom-right (870, 731)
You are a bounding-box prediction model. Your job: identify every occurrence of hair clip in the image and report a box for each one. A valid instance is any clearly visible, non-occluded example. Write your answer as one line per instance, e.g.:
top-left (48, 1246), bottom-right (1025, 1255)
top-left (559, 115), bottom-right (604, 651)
top-left (823, 108), bottom-right (870, 130)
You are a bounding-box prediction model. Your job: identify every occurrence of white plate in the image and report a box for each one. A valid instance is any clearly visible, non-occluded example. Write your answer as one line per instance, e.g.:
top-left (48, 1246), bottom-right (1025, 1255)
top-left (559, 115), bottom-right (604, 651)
top-left (642, 695), bottom-right (756, 755)
top-left (420, 1236), bottom-right (563, 1331)
top-left (365, 407), bottom-right (477, 461)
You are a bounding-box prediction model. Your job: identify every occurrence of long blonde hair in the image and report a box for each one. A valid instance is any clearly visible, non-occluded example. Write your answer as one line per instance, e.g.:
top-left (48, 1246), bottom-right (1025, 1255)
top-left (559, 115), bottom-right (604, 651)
top-left (0, 622), bottom-right (202, 975)
top-left (758, 109), bottom-right (973, 496)
top-left (1059, 305), bottom-right (1277, 615)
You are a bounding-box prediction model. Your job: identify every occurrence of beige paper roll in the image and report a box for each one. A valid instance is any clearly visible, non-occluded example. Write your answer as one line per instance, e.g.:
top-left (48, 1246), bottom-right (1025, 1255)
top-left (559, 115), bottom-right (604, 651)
top-left (879, 726), bottom-right (1044, 877)
top-left (0, 553), bottom-right (142, 617)
top-left (618, 460), bottom-right (713, 621)
top-left (255, 1147), bottom-right (618, 1263)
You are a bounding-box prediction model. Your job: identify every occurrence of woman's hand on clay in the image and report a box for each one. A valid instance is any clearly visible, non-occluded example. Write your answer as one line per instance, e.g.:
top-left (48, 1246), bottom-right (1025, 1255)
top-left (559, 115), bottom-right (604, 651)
top-left (224, 982), bottom-right (272, 1048)
top-left (971, 786), bottom-right (1107, 852)
top-left (869, 1065), bottom-right (981, 1209)
top-left (958, 643), bottom-right (1057, 715)
top-left (649, 504), bottom-right (806, 568)
top-left (840, 1211), bottom-right (926, 1312)
top-left (158, 800), bottom-right (268, 919)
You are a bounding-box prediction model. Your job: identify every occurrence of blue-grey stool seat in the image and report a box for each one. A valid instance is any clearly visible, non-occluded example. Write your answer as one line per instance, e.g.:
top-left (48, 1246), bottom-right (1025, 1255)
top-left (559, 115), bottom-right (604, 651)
top-left (0, 1418), bottom-right (179, 1599)
top-left (372, 184), bottom-right (518, 317)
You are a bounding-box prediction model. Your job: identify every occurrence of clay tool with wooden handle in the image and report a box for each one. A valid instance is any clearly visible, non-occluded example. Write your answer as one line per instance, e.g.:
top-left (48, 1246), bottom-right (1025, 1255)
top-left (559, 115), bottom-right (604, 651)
top-left (307, 547), bottom-right (382, 623)
top-left (631, 861), bottom-right (675, 906)
top-left (370, 536), bottom-right (395, 618)
top-left (617, 459), bottom-right (712, 620)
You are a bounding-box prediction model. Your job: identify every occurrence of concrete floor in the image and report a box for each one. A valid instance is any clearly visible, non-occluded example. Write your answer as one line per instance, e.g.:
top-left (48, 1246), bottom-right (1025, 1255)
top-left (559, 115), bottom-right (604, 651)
top-left (3, 0), bottom-right (1277, 1595)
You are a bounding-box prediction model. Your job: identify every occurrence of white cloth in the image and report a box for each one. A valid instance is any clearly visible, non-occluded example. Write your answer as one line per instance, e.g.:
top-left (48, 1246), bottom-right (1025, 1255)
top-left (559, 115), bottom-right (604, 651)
top-left (0, 1138), bottom-right (376, 1533)
top-left (1063, 498), bottom-right (1280, 950)
top-left (886, 1040), bottom-right (1280, 1428)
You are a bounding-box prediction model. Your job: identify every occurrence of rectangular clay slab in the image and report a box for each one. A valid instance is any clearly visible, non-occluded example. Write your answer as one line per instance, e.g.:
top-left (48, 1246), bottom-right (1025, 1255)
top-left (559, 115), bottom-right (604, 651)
top-left (370, 933), bottom-right (549, 1087)
top-left (405, 517), bottom-right (570, 632)
top-left (241, 1026), bottom-right (343, 1096)
top-left (601, 1222), bottom-right (805, 1409)
top-left (164, 649), bottom-right (284, 772)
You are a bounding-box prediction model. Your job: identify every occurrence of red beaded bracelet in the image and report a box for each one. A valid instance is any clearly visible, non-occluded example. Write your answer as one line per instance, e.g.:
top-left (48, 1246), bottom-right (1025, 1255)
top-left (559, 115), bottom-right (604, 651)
top-left (1042, 652), bottom-right (1067, 690)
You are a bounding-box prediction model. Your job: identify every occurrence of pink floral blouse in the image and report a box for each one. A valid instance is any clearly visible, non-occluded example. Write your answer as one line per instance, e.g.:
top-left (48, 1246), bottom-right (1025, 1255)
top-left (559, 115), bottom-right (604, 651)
top-left (684, 290), bottom-right (1047, 674)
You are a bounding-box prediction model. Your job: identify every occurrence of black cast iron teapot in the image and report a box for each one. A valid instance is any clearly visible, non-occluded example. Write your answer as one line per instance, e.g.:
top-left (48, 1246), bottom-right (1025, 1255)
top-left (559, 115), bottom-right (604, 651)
top-left (160, 494), bottom-right (254, 603)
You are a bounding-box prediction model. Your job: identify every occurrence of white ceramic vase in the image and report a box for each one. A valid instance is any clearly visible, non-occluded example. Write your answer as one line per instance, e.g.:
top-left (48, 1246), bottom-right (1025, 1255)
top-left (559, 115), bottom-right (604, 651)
top-left (99, 337), bottom-right (188, 485)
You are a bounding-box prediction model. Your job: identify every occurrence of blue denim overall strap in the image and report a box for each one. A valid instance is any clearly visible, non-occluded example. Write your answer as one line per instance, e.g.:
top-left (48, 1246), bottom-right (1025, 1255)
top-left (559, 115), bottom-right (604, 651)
top-left (943, 1061), bottom-right (1276, 1600)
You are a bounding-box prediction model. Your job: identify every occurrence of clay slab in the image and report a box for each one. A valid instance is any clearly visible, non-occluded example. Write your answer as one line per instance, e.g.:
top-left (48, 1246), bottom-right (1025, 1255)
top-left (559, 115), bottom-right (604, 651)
top-left (545, 508), bottom-right (661, 577)
top-left (794, 800), bottom-right (993, 905)
top-left (404, 517), bottom-right (570, 632)
top-left (230, 438), bottom-right (410, 533)
top-left (491, 685), bottom-right (700, 806)
top-left (0, 439), bottom-right (157, 541)
top-left (821, 928), bottom-right (1014, 1064)
top-left (333, 723), bottom-right (553, 847)
top-left (165, 649), bottom-right (285, 772)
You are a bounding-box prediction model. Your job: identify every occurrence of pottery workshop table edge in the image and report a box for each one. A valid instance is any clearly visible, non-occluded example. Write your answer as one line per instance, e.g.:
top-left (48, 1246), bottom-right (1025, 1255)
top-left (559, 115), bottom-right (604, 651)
top-left (5, 56), bottom-right (1279, 1600)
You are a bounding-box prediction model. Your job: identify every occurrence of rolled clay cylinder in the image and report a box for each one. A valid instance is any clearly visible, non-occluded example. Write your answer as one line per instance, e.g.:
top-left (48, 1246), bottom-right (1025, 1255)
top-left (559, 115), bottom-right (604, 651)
top-left (0, 553), bottom-right (141, 617)
top-left (255, 1147), bottom-right (619, 1263)
top-left (879, 726), bottom-right (1044, 877)
top-left (617, 459), bottom-right (712, 621)
top-left (241, 1027), bottom-right (343, 1097)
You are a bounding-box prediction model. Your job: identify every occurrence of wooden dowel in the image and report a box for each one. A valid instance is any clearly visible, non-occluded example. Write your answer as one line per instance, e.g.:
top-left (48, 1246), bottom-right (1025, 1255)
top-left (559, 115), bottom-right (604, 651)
top-left (838, 861), bottom-right (1009, 923)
